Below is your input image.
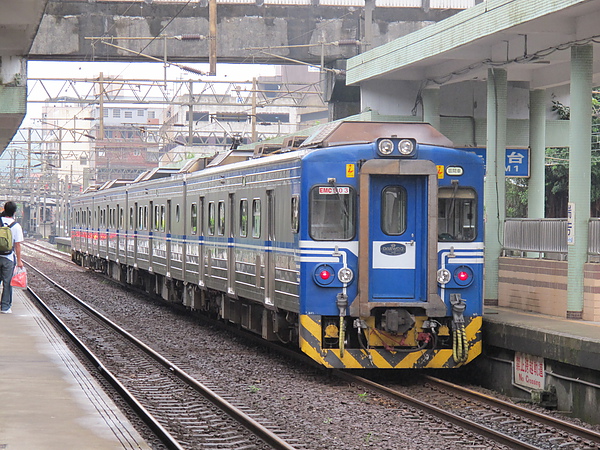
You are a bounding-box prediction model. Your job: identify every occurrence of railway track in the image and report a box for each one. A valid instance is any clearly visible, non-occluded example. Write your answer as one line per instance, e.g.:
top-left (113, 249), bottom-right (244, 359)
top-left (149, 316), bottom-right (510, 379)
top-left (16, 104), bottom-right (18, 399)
top-left (24, 240), bottom-right (73, 263)
top-left (23, 240), bottom-right (600, 449)
top-left (24, 257), bottom-right (300, 450)
top-left (334, 371), bottom-right (600, 449)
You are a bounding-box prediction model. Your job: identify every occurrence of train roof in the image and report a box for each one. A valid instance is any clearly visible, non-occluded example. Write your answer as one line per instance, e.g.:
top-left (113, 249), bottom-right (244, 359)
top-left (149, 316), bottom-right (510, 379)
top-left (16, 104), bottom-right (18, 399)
top-left (79, 121), bottom-right (456, 194)
top-left (300, 121), bottom-right (453, 149)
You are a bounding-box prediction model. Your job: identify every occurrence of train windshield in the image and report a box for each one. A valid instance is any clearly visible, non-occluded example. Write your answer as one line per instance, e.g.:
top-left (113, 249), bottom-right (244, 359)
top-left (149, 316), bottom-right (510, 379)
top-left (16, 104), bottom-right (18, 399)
top-left (438, 186), bottom-right (477, 241)
top-left (310, 185), bottom-right (356, 240)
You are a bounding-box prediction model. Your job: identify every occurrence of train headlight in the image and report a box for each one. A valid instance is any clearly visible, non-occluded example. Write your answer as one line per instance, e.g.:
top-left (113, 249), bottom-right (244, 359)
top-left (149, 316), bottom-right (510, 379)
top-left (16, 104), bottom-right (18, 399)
top-left (378, 139), bottom-right (394, 155)
top-left (338, 267), bottom-right (354, 284)
top-left (437, 268), bottom-right (451, 285)
top-left (398, 139), bottom-right (415, 155)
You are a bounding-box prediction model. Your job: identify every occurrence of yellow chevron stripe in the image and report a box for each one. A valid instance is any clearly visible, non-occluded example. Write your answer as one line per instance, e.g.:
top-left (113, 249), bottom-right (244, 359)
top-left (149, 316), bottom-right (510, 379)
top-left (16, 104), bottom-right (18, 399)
top-left (298, 315), bottom-right (483, 369)
top-left (300, 314), bottom-right (322, 339)
top-left (466, 316), bottom-right (482, 339)
top-left (465, 339), bottom-right (482, 364)
top-left (465, 316), bottom-right (483, 364)
top-left (326, 349), bottom-right (369, 368)
top-left (424, 349), bottom-right (453, 368)
top-left (392, 350), bottom-right (426, 368)
top-left (299, 315), bottom-right (333, 368)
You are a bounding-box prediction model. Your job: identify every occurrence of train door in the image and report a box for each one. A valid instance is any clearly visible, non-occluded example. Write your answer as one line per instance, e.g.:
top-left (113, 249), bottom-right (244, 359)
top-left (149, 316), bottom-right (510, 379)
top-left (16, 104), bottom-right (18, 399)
top-left (227, 193), bottom-right (235, 296)
top-left (133, 202), bottom-right (138, 267)
top-left (199, 196), bottom-right (205, 287)
top-left (368, 176), bottom-right (426, 301)
top-left (265, 190), bottom-right (275, 306)
top-left (354, 159), bottom-right (442, 318)
top-left (166, 200), bottom-right (172, 277)
top-left (148, 201), bottom-right (154, 265)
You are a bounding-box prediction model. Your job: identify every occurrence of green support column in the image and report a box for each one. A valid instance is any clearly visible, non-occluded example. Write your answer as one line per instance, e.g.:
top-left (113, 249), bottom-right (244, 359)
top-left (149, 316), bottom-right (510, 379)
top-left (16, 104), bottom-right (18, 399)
top-left (422, 87), bottom-right (440, 131)
top-left (567, 45), bottom-right (593, 319)
top-left (484, 68), bottom-right (507, 304)
top-left (528, 89), bottom-right (546, 220)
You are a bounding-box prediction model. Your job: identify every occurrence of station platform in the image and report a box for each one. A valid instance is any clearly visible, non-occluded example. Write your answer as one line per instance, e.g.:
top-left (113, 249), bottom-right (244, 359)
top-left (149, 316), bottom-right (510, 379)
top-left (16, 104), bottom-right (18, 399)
top-left (0, 288), bottom-right (151, 449)
top-left (483, 306), bottom-right (600, 372)
top-left (476, 306), bottom-right (600, 423)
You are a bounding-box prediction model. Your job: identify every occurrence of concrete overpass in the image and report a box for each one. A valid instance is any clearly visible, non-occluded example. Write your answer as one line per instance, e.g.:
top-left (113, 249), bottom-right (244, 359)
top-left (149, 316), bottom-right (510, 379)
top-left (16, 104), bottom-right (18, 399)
top-left (1, 0), bottom-right (476, 156)
top-left (346, 0), bottom-right (600, 319)
top-left (31, 1), bottom-right (467, 65)
top-left (29, 0), bottom-right (474, 120)
top-left (0, 0), bottom-right (47, 154)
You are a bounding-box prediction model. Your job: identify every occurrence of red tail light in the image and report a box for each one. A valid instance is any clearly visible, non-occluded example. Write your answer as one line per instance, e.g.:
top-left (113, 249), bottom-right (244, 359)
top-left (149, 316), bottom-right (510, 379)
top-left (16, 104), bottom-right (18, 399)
top-left (454, 266), bottom-right (474, 286)
top-left (319, 270), bottom-right (332, 281)
top-left (457, 271), bottom-right (469, 282)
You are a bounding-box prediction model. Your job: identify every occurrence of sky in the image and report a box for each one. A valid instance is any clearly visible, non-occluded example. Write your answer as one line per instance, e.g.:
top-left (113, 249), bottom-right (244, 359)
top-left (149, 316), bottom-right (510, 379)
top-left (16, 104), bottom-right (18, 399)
top-left (23, 60), bottom-right (278, 125)
top-left (0, 60), bottom-right (279, 170)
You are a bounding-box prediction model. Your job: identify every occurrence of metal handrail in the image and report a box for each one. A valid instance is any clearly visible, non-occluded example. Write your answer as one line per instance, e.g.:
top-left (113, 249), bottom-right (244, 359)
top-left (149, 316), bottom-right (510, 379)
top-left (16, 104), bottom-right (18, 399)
top-left (503, 218), bottom-right (600, 258)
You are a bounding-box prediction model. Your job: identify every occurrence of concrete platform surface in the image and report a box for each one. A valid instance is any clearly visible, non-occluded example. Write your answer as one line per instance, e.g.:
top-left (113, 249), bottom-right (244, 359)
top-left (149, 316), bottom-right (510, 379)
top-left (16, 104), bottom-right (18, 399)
top-left (484, 306), bottom-right (600, 372)
top-left (0, 289), bottom-right (151, 449)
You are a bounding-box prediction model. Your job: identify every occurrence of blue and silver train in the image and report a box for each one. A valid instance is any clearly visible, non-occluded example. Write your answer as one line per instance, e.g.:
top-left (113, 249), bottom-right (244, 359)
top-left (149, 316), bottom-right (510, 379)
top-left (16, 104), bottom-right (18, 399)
top-left (70, 121), bottom-right (484, 369)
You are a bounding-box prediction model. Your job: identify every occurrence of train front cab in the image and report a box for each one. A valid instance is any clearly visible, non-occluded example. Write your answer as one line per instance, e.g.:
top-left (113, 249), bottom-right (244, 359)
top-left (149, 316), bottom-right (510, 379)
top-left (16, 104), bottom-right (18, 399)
top-left (299, 134), bottom-right (483, 369)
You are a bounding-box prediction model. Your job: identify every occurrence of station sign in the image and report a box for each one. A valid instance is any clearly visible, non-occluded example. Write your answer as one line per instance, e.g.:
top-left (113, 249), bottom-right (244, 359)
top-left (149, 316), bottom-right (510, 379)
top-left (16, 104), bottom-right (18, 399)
top-left (505, 148), bottom-right (530, 177)
top-left (514, 352), bottom-right (545, 389)
top-left (567, 202), bottom-right (575, 245)
top-left (467, 147), bottom-right (530, 178)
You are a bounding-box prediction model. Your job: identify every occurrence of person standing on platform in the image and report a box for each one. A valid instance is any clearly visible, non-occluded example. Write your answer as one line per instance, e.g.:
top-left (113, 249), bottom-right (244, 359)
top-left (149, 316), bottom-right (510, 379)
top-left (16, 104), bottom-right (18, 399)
top-left (0, 201), bottom-right (24, 314)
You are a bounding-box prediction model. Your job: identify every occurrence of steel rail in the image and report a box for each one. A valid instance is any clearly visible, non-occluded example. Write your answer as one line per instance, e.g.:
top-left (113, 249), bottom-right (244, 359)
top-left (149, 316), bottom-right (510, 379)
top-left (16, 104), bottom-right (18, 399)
top-left (25, 260), bottom-right (298, 450)
top-left (425, 375), bottom-right (600, 445)
top-left (333, 371), bottom-right (541, 450)
top-left (26, 284), bottom-right (185, 450)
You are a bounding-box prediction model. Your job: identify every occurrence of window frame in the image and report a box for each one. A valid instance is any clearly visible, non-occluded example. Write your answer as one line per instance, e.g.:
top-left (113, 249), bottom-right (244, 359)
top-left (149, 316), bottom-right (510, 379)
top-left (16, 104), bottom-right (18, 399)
top-left (252, 199), bottom-right (261, 239)
top-left (380, 185), bottom-right (408, 236)
top-left (309, 185), bottom-right (356, 241)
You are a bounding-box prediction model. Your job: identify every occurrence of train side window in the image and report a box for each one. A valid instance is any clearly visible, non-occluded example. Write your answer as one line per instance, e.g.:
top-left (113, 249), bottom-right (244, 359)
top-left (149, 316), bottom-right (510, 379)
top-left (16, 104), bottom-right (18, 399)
top-left (129, 207), bottom-right (134, 230)
top-left (208, 201), bottom-right (215, 235)
top-left (217, 200), bottom-right (225, 236)
top-left (291, 195), bottom-right (299, 233)
top-left (228, 194), bottom-right (235, 239)
top-left (438, 187), bottom-right (477, 242)
top-left (309, 186), bottom-right (356, 241)
top-left (175, 204), bottom-right (181, 223)
top-left (143, 206), bottom-right (148, 230)
top-left (119, 208), bottom-right (124, 229)
top-left (381, 186), bottom-right (407, 236)
top-left (160, 205), bottom-right (166, 232)
top-left (239, 199), bottom-right (248, 237)
top-left (252, 199), bottom-right (261, 239)
top-left (190, 203), bottom-right (198, 235)
top-left (199, 197), bottom-right (205, 236)
top-left (154, 205), bottom-right (160, 231)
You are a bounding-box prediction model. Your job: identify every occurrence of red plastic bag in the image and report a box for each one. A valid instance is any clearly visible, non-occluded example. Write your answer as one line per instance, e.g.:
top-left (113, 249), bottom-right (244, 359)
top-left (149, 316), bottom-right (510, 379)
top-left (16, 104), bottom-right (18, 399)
top-left (11, 266), bottom-right (27, 289)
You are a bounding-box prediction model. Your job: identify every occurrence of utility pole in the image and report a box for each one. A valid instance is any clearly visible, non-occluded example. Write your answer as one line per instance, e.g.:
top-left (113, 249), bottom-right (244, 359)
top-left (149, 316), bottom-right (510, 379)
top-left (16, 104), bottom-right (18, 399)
top-left (188, 80), bottom-right (194, 146)
top-left (251, 77), bottom-right (257, 142)
top-left (209, 0), bottom-right (217, 75)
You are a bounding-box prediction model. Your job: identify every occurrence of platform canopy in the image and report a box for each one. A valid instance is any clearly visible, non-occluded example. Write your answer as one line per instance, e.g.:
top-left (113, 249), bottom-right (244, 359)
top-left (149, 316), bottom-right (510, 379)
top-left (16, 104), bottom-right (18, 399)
top-left (347, 0), bottom-right (600, 90)
top-left (0, 0), bottom-right (48, 155)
